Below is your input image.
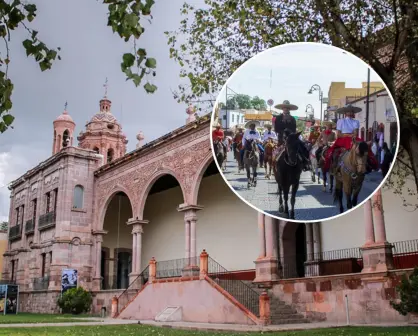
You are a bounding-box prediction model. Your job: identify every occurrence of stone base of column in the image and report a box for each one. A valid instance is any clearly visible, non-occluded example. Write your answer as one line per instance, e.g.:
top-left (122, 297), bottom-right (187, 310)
top-left (361, 243), bottom-right (394, 273)
top-left (253, 257), bottom-right (279, 286)
top-left (182, 265), bottom-right (200, 277)
top-left (92, 277), bottom-right (102, 291)
top-left (128, 273), bottom-right (141, 289)
top-left (304, 261), bottom-right (320, 277)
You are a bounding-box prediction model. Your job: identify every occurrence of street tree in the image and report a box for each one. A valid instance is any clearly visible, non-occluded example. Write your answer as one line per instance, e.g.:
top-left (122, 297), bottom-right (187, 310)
top-left (0, 0), bottom-right (157, 134)
top-left (167, 0), bottom-right (418, 196)
top-left (251, 96), bottom-right (267, 111)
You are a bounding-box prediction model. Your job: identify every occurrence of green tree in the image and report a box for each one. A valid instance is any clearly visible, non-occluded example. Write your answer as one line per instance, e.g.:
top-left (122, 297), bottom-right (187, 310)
top-left (167, 0), bottom-right (418, 195)
top-left (0, 221), bottom-right (7, 230)
top-left (0, 0), bottom-right (157, 134)
top-left (251, 96), bottom-right (267, 110)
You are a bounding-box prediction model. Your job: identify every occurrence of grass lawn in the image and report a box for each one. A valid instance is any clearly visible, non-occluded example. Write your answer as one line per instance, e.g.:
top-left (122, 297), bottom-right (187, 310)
top-left (0, 313), bottom-right (99, 324)
top-left (0, 325), bottom-right (417, 336)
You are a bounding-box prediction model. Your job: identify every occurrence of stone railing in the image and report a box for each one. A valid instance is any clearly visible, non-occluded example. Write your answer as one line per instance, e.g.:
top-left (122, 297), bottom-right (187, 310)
top-left (39, 212), bottom-right (56, 231)
top-left (25, 219), bottom-right (35, 234)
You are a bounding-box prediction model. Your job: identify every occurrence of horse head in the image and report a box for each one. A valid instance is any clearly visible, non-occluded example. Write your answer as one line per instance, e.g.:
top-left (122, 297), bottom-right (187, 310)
top-left (284, 131), bottom-right (301, 166)
top-left (349, 137), bottom-right (368, 175)
top-left (245, 138), bottom-right (254, 151)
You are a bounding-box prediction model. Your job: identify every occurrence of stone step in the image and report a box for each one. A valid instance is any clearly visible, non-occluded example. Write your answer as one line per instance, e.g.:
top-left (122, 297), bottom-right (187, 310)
top-left (271, 318), bottom-right (310, 324)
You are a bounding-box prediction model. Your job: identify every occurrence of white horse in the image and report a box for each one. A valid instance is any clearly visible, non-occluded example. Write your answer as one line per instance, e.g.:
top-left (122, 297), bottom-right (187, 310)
top-left (310, 142), bottom-right (322, 184)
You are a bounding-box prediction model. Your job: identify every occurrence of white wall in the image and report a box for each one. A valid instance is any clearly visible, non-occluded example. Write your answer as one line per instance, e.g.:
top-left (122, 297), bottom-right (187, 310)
top-left (320, 174), bottom-right (418, 252)
top-left (140, 173), bottom-right (258, 272)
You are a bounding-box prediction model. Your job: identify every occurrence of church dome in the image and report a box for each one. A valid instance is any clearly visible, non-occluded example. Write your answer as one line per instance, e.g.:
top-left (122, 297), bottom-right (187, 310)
top-left (90, 111), bottom-right (117, 124)
top-left (54, 110), bottom-right (74, 123)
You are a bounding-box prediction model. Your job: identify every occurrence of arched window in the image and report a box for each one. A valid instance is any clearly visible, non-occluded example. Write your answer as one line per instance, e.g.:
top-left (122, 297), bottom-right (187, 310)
top-left (73, 185), bottom-right (84, 209)
top-left (62, 129), bottom-right (70, 147)
top-left (93, 147), bottom-right (100, 154)
top-left (107, 148), bottom-right (114, 163)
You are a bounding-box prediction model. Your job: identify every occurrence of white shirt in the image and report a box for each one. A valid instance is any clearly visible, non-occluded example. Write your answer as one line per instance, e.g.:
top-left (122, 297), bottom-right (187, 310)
top-left (337, 117), bottom-right (360, 134)
top-left (242, 129), bottom-right (261, 147)
top-left (263, 130), bottom-right (277, 141)
top-left (372, 143), bottom-right (378, 156)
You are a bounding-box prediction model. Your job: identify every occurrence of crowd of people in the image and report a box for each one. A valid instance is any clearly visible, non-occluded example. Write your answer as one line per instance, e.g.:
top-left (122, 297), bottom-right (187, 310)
top-left (212, 100), bottom-right (394, 179)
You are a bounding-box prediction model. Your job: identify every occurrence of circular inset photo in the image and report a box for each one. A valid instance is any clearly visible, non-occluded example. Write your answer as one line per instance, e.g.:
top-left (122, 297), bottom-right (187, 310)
top-left (211, 42), bottom-right (400, 223)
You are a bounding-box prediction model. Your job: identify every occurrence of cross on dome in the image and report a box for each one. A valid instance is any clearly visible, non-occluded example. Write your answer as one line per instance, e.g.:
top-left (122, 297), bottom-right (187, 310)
top-left (103, 77), bottom-right (109, 98)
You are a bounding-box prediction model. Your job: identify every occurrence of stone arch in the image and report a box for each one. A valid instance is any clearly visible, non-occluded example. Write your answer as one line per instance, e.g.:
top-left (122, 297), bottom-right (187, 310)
top-left (190, 150), bottom-right (214, 205)
top-left (97, 185), bottom-right (135, 231)
top-left (280, 222), bottom-right (306, 279)
top-left (137, 168), bottom-right (186, 220)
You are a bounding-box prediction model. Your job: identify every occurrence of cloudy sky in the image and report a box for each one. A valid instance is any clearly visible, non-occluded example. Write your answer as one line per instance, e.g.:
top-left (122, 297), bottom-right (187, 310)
top-left (0, 0), bottom-right (207, 221)
top-left (219, 43), bottom-right (383, 118)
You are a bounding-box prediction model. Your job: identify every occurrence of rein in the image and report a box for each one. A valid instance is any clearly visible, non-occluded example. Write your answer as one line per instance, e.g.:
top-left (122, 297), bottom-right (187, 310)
top-left (339, 151), bottom-right (365, 180)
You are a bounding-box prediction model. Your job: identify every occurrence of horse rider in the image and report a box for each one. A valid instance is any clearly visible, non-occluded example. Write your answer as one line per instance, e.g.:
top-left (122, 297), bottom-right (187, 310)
top-left (263, 124), bottom-right (277, 143)
top-left (323, 105), bottom-right (378, 171)
top-left (212, 123), bottom-right (227, 153)
top-left (233, 126), bottom-right (244, 168)
top-left (308, 125), bottom-right (321, 144)
top-left (241, 123), bottom-right (262, 164)
top-left (264, 137), bottom-right (276, 178)
top-left (274, 100), bottom-right (311, 171)
top-left (315, 122), bottom-right (336, 161)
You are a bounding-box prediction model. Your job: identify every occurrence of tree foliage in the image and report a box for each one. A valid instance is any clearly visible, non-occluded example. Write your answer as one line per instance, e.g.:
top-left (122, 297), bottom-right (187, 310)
top-left (390, 267), bottom-right (418, 316)
top-left (0, 0), bottom-right (157, 134)
top-left (225, 94), bottom-right (267, 110)
top-left (0, 221), bottom-right (7, 230)
top-left (57, 287), bottom-right (93, 315)
top-left (167, 0), bottom-right (418, 194)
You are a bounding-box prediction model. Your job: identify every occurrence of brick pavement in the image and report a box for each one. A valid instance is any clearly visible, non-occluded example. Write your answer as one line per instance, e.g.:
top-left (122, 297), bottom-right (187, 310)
top-left (222, 151), bottom-right (383, 220)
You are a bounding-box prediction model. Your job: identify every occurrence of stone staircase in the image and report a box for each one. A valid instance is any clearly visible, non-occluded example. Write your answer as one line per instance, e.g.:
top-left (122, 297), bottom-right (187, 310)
top-left (242, 281), bottom-right (310, 325)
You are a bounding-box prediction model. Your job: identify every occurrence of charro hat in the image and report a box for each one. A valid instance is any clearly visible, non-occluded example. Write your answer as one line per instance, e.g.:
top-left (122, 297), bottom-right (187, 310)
top-left (265, 124), bottom-right (272, 128)
top-left (274, 100), bottom-right (299, 111)
top-left (336, 104), bottom-right (362, 114)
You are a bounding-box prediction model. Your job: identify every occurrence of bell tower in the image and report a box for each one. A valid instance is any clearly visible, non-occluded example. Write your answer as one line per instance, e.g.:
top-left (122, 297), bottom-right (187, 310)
top-left (52, 102), bottom-right (76, 155)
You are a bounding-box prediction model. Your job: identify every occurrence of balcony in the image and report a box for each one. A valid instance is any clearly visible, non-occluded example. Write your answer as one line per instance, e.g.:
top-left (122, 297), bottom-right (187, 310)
top-left (32, 276), bottom-right (50, 291)
top-left (25, 219), bottom-right (35, 234)
top-left (38, 212), bottom-right (56, 231)
top-left (9, 225), bottom-right (21, 241)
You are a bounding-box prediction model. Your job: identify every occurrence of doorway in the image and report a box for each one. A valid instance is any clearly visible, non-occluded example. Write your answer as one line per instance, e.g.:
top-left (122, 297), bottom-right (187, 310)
top-left (117, 251), bottom-right (132, 289)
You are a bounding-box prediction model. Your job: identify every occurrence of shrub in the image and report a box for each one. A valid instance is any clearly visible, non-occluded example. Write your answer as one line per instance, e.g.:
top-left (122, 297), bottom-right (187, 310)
top-left (57, 287), bottom-right (92, 315)
top-left (390, 267), bottom-right (418, 316)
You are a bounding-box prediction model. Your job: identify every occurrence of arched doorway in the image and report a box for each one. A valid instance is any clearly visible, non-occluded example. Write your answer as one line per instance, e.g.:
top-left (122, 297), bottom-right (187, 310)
top-left (102, 192), bottom-right (133, 289)
top-left (281, 222), bottom-right (306, 279)
top-left (141, 174), bottom-right (185, 272)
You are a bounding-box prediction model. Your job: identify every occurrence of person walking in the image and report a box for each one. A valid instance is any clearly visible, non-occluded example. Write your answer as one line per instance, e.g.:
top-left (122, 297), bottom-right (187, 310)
top-left (380, 142), bottom-right (393, 177)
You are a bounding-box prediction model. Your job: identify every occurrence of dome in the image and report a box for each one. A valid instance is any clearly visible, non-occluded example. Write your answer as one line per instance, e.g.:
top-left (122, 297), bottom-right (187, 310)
top-left (54, 110), bottom-right (74, 123)
top-left (90, 111), bottom-right (118, 124)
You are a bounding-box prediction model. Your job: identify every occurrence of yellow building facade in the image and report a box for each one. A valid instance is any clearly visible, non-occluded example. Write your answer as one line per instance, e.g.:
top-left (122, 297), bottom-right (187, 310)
top-left (327, 82), bottom-right (385, 108)
top-left (0, 229), bottom-right (8, 280)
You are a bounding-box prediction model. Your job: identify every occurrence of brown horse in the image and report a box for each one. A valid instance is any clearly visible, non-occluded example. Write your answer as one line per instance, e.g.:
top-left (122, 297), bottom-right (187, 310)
top-left (333, 138), bottom-right (369, 213)
top-left (318, 145), bottom-right (334, 193)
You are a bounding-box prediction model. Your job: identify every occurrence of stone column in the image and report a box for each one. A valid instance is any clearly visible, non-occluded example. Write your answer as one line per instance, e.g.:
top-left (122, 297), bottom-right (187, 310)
top-left (305, 223), bottom-right (314, 261)
top-left (127, 219), bottom-right (148, 285)
top-left (177, 204), bottom-right (203, 275)
top-left (361, 188), bottom-right (394, 273)
top-left (254, 213), bottom-right (279, 285)
top-left (259, 291), bottom-right (271, 326)
top-left (312, 223), bottom-right (321, 256)
top-left (363, 199), bottom-right (376, 246)
top-left (92, 230), bottom-right (108, 291)
top-left (258, 212), bottom-right (266, 258)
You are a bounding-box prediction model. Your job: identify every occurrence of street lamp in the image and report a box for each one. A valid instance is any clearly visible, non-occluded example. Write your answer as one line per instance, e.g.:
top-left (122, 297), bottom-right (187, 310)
top-left (308, 84), bottom-right (324, 124)
top-left (224, 86), bottom-right (241, 131)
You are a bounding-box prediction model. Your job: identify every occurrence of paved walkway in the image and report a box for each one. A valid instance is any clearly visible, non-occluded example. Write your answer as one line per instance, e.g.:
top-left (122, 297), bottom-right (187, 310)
top-left (0, 318), bottom-right (412, 331)
top-left (222, 151), bottom-right (383, 220)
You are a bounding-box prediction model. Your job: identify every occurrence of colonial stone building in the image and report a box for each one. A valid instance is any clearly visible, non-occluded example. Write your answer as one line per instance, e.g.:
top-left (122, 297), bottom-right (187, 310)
top-left (2, 91), bottom-right (418, 325)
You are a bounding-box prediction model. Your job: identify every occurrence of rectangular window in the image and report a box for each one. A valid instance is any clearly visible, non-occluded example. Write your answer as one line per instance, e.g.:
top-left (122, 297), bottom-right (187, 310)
top-left (53, 189), bottom-right (58, 213)
top-left (32, 199), bottom-right (37, 222)
top-left (11, 260), bottom-right (18, 282)
top-left (15, 208), bottom-right (19, 225)
top-left (20, 205), bottom-right (25, 225)
top-left (41, 253), bottom-right (46, 277)
top-left (49, 251), bottom-right (52, 272)
top-left (45, 192), bottom-right (51, 213)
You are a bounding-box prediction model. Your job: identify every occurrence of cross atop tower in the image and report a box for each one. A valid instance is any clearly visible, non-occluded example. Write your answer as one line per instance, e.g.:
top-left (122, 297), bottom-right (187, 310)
top-left (64, 101), bottom-right (68, 110)
top-left (103, 77), bottom-right (109, 98)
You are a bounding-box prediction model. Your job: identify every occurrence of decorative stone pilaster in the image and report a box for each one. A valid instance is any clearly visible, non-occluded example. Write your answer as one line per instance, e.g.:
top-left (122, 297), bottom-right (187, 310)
top-left (149, 257), bottom-right (156, 283)
top-left (254, 213), bottom-right (279, 286)
top-left (111, 296), bottom-right (118, 318)
top-left (361, 189), bottom-right (394, 273)
top-left (199, 250), bottom-right (208, 279)
top-left (259, 291), bottom-right (270, 325)
top-left (127, 219), bottom-right (148, 285)
top-left (92, 230), bottom-right (108, 290)
top-left (177, 204), bottom-right (203, 276)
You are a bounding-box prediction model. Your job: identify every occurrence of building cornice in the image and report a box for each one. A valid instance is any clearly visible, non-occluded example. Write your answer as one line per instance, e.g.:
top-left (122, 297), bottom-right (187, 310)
top-left (94, 113), bottom-right (211, 177)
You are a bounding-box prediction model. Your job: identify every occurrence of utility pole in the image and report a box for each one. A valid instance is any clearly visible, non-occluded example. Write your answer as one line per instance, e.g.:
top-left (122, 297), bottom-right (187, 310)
top-left (365, 68), bottom-right (370, 140)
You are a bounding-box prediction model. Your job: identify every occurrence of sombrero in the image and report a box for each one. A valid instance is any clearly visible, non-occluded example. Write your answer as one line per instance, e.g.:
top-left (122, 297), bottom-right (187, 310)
top-left (265, 123), bottom-right (272, 128)
top-left (274, 100), bottom-right (299, 111)
top-left (336, 104), bottom-right (362, 114)
top-left (214, 122), bottom-right (222, 127)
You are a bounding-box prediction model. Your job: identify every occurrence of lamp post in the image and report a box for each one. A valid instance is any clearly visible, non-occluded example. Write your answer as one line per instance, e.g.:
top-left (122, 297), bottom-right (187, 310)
top-left (305, 104), bottom-right (315, 130)
top-left (308, 84), bottom-right (323, 124)
top-left (225, 86), bottom-right (241, 131)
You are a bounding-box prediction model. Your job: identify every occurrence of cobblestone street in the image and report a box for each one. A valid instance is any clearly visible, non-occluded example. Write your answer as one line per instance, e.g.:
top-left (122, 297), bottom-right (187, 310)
top-left (222, 151), bottom-right (383, 220)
